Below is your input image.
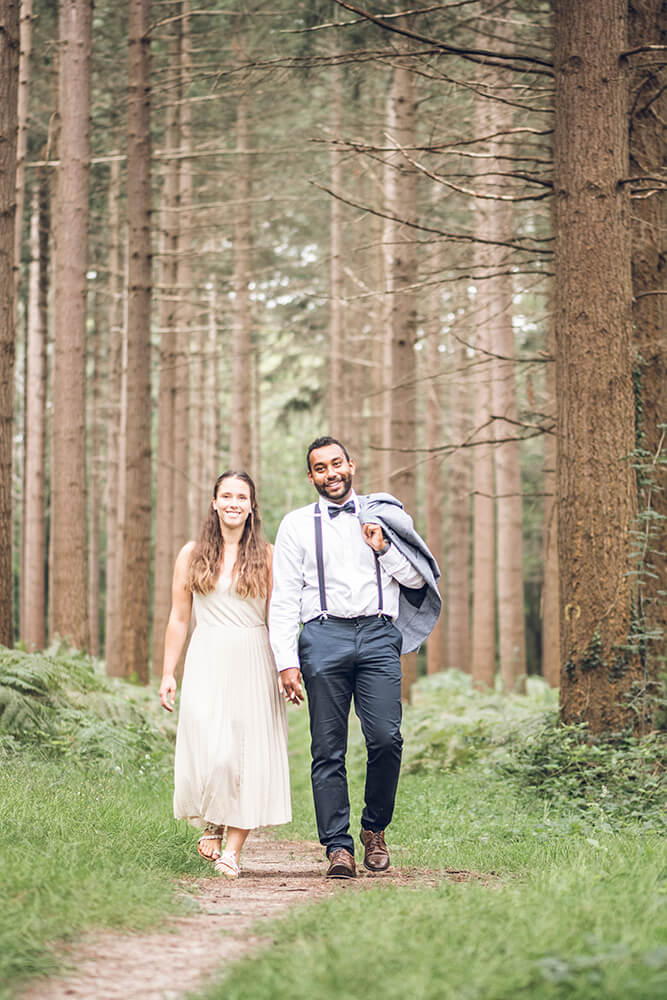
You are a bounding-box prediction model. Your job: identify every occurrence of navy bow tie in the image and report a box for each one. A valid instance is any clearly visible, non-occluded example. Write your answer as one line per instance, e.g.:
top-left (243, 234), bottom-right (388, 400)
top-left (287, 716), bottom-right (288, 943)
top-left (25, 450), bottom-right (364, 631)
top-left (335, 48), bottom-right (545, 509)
top-left (328, 500), bottom-right (356, 519)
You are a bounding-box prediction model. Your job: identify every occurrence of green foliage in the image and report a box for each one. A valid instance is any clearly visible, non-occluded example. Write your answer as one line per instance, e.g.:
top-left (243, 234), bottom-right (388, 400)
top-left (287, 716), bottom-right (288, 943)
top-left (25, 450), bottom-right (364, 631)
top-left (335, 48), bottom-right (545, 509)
top-left (500, 717), bottom-right (666, 828)
top-left (0, 645), bottom-right (174, 765)
top-left (0, 647), bottom-right (196, 997)
top-left (203, 680), bottom-right (666, 1000)
top-left (398, 669), bottom-right (558, 775)
top-left (0, 755), bottom-right (198, 998)
top-left (200, 839), bottom-right (666, 1000)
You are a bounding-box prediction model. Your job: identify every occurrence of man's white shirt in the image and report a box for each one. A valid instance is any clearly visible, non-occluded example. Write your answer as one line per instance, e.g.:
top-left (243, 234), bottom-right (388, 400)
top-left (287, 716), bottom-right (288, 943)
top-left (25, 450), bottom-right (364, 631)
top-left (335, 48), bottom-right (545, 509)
top-left (269, 491), bottom-right (424, 673)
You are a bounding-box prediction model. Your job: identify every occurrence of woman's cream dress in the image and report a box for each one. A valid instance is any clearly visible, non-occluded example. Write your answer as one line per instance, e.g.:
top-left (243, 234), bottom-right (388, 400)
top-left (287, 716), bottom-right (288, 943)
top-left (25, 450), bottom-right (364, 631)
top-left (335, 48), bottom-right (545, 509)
top-left (173, 575), bottom-right (291, 829)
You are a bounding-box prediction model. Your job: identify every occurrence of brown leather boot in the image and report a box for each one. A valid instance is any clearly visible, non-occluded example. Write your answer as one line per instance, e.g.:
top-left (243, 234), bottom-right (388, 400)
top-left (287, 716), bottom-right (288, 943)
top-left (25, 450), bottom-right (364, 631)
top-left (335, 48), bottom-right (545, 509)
top-left (326, 847), bottom-right (356, 879)
top-left (360, 828), bottom-right (390, 872)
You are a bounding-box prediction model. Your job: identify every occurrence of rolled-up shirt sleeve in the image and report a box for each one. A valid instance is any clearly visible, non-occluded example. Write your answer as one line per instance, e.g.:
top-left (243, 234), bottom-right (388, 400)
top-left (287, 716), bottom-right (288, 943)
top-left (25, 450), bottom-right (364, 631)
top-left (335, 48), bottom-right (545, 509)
top-left (269, 515), bottom-right (304, 672)
top-left (378, 542), bottom-right (425, 590)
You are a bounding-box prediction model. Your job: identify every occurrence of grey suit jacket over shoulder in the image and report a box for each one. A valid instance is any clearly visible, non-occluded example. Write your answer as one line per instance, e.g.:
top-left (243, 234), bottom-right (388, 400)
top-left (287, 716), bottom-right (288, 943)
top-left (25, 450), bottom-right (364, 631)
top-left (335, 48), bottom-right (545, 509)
top-left (358, 492), bottom-right (441, 654)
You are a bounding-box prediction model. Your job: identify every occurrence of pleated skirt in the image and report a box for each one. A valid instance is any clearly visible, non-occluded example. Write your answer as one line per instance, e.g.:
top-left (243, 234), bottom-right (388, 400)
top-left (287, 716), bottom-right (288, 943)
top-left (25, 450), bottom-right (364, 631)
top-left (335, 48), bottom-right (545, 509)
top-left (173, 622), bottom-right (291, 830)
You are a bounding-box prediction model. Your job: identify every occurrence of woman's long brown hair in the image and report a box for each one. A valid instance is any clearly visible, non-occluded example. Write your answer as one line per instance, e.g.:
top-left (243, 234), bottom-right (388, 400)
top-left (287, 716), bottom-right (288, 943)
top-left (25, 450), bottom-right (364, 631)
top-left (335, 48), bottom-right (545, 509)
top-left (186, 471), bottom-right (270, 598)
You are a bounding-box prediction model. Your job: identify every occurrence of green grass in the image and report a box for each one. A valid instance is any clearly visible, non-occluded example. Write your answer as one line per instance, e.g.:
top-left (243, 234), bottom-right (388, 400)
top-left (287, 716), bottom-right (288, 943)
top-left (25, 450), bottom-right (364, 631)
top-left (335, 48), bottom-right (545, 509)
top-left (196, 676), bottom-right (666, 1000)
top-left (0, 646), bottom-right (205, 997)
top-left (0, 756), bottom-right (205, 996)
top-left (1, 653), bottom-right (665, 1000)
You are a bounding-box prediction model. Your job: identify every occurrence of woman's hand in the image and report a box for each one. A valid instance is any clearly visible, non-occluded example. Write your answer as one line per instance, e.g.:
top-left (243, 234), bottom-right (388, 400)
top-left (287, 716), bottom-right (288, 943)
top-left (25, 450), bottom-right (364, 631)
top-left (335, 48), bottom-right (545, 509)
top-left (159, 674), bottom-right (177, 712)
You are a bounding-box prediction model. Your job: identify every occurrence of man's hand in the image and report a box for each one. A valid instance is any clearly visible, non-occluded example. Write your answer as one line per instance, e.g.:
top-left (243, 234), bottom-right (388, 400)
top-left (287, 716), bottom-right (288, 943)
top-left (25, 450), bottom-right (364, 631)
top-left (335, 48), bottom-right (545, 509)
top-left (280, 667), bottom-right (304, 705)
top-left (362, 522), bottom-right (390, 554)
top-left (159, 673), bottom-right (177, 712)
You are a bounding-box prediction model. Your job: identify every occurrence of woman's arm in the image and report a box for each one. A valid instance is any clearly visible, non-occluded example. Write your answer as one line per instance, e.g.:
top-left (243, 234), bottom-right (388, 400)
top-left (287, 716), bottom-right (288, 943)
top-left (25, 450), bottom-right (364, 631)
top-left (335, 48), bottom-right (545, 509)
top-left (159, 542), bottom-right (195, 711)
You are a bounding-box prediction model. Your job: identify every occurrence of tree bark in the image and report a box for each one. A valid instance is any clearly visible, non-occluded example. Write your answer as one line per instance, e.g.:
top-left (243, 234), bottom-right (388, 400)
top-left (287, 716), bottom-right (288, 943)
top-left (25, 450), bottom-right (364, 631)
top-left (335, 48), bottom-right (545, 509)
top-left (554, 0), bottom-right (643, 732)
top-left (13, 0), bottom-right (30, 309)
top-left (489, 207), bottom-right (527, 694)
top-left (230, 86), bottom-right (252, 469)
top-left (113, 0), bottom-right (152, 682)
top-left (542, 330), bottom-right (560, 687)
top-left (447, 338), bottom-right (471, 674)
top-left (470, 85), bottom-right (497, 691)
top-left (87, 284), bottom-right (102, 657)
top-left (22, 188), bottom-right (48, 651)
top-left (171, 3), bottom-right (190, 555)
top-left (0, 0), bottom-right (18, 646)
top-left (50, 0), bottom-right (92, 650)
top-left (628, 0), bottom-right (667, 677)
top-left (151, 140), bottom-right (178, 676)
top-left (384, 51), bottom-right (419, 698)
top-left (104, 157), bottom-right (125, 674)
top-left (329, 61), bottom-right (344, 440)
top-left (425, 238), bottom-right (445, 675)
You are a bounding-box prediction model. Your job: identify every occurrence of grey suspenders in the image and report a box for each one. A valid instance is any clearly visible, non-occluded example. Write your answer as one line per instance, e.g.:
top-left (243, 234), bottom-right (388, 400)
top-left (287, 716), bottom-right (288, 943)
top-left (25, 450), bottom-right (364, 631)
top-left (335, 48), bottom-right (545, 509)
top-left (313, 503), bottom-right (384, 620)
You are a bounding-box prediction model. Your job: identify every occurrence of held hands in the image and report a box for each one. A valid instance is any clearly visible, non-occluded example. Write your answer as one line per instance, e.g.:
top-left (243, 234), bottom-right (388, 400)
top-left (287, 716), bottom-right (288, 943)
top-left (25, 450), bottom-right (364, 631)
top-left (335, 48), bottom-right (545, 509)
top-left (362, 522), bottom-right (390, 554)
top-left (280, 667), bottom-right (304, 706)
top-left (159, 674), bottom-right (177, 712)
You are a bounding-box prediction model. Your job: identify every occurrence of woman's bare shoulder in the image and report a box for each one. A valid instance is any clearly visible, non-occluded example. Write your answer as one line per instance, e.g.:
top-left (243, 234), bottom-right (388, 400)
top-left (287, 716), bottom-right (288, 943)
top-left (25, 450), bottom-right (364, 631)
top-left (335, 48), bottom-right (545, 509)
top-left (175, 540), bottom-right (196, 566)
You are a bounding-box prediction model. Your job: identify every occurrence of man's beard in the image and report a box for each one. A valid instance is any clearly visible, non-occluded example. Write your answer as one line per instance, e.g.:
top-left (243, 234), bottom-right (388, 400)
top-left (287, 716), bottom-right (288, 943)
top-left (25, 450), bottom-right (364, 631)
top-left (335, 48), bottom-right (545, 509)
top-left (314, 471), bottom-right (353, 502)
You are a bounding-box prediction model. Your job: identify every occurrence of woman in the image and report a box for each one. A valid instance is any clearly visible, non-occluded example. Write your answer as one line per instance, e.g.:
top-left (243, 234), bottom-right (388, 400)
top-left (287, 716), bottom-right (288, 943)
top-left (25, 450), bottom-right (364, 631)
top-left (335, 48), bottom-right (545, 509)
top-left (159, 471), bottom-right (291, 878)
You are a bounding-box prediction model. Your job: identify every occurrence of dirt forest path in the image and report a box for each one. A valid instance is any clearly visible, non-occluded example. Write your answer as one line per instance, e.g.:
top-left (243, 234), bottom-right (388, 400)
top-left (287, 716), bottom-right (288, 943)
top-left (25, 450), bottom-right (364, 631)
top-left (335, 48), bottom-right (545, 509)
top-left (21, 834), bottom-right (487, 1000)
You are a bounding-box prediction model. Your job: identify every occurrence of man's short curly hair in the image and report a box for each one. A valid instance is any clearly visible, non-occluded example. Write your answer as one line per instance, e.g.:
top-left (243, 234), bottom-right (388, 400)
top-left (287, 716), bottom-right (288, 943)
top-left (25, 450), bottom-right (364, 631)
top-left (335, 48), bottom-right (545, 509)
top-left (306, 436), bottom-right (351, 473)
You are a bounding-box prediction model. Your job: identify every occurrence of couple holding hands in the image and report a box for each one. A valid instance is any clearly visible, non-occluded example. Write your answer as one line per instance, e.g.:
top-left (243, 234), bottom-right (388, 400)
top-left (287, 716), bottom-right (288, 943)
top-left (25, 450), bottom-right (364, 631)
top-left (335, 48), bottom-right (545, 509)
top-left (159, 436), bottom-right (440, 880)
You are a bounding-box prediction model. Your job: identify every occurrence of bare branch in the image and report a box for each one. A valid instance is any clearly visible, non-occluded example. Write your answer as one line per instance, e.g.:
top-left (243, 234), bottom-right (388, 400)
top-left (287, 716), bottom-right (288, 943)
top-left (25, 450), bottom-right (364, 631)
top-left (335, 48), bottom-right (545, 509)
top-left (310, 181), bottom-right (554, 254)
top-left (331, 0), bottom-right (554, 76)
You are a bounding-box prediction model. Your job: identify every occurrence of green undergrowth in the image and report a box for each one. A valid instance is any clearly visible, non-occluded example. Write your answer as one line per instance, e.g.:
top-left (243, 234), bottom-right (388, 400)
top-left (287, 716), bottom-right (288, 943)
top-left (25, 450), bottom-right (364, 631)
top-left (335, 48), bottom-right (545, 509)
top-left (1, 650), bottom-right (664, 999)
top-left (206, 672), bottom-right (665, 1000)
top-left (0, 644), bottom-right (175, 764)
top-left (0, 645), bottom-right (199, 998)
top-left (199, 837), bottom-right (665, 1000)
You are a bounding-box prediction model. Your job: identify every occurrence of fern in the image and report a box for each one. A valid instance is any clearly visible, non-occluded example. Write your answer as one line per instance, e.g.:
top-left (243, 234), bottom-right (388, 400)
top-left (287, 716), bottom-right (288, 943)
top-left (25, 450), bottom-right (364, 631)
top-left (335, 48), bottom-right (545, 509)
top-left (0, 646), bottom-right (172, 765)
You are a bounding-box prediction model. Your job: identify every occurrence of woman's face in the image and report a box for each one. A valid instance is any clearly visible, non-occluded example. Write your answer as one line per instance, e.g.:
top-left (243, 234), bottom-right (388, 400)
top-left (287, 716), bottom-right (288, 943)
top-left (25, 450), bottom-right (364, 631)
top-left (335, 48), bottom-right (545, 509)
top-left (213, 477), bottom-right (253, 530)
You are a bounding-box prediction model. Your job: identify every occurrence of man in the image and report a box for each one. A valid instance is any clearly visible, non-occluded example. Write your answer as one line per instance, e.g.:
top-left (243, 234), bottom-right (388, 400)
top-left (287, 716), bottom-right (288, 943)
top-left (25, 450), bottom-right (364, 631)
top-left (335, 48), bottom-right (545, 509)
top-left (269, 436), bottom-right (440, 879)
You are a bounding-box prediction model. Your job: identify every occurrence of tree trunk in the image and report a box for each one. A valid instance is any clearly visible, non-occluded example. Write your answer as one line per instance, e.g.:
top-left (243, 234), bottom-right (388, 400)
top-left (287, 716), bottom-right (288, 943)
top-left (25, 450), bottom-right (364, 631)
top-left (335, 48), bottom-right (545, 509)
top-left (87, 284), bottom-right (102, 657)
top-left (369, 210), bottom-right (386, 490)
top-left (104, 157), bottom-right (125, 673)
top-left (171, 4), bottom-right (190, 555)
top-left (151, 141), bottom-right (178, 676)
top-left (50, 0), bottom-right (92, 650)
top-left (178, 0), bottom-right (197, 531)
top-left (114, 0), bottom-right (152, 683)
top-left (328, 61), bottom-right (344, 439)
top-left (21, 187), bottom-right (47, 650)
top-left (447, 338), bottom-right (471, 674)
top-left (554, 0), bottom-right (643, 733)
top-left (425, 241), bottom-right (445, 675)
top-left (13, 0), bottom-right (30, 308)
top-left (489, 206), bottom-right (527, 694)
top-left (0, 0), bottom-right (18, 646)
top-left (470, 80), bottom-right (497, 690)
top-left (384, 51), bottom-right (419, 698)
top-left (628, 0), bottom-right (666, 679)
top-left (230, 86), bottom-right (252, 469)
top-left (542, 329), bottom-right (560, 687)
top-left (205, 278), bottom-right (218, 475)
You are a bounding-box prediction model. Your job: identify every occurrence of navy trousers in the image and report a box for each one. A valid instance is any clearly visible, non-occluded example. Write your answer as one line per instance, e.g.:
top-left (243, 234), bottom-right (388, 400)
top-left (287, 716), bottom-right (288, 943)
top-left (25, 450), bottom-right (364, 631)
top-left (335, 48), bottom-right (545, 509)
top-left (298, 615), bottom-right (403, 857)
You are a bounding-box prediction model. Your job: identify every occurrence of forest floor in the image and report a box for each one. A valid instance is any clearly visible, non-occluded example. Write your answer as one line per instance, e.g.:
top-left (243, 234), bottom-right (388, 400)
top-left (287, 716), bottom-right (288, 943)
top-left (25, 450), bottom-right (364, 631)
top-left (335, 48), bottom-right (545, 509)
top-left (20, 834), bottom-right (488, 1000)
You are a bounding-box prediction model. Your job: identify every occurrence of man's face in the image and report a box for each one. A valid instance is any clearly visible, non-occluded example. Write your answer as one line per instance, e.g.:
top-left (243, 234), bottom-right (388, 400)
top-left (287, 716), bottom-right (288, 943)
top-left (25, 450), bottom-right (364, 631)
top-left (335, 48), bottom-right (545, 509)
top-left (308, 444), bottom-right (355, 502)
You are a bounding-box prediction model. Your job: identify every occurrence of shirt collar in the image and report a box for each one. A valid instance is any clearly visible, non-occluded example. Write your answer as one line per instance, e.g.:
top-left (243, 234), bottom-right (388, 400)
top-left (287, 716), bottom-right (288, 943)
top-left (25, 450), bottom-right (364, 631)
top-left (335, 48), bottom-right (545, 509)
top-left (318, 490), bottom-right (358, 519)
